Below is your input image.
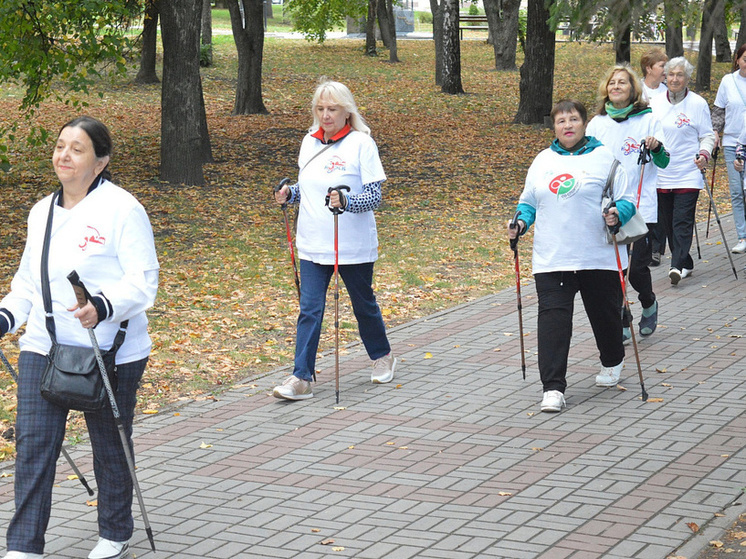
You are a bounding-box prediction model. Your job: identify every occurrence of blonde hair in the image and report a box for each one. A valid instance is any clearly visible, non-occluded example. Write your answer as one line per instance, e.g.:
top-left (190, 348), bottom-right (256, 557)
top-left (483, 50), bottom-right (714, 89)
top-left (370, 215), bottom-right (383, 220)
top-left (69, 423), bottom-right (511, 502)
top-left (597, 65), bottom-right (647, 115)
top-left (309, 79), bottom-right (370, 135)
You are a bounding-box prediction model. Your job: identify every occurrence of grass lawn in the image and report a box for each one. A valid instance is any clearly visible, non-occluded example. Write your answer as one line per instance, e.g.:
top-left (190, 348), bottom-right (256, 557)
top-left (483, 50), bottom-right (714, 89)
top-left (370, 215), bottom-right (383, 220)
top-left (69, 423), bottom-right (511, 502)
top-left (0, 35), bottom-right (735, 456)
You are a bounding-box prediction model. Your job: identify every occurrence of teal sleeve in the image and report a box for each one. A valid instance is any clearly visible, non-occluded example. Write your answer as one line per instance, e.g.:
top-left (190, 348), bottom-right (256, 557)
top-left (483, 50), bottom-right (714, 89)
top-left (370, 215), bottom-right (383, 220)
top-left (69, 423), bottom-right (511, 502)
top-left (651, 145), bottom-right (670, 169)
top-left (515, 203), bottom-right (536, 232)
top-left (615, 199), bottom-right (637, 226)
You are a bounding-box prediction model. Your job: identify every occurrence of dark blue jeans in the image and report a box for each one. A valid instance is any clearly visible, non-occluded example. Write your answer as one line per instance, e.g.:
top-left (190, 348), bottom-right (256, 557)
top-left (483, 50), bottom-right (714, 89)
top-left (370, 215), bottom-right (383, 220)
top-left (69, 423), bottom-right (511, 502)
top-left (293, 259), bottom-right (390, 382)
top-left (8, 351), bottom-right (146, 554)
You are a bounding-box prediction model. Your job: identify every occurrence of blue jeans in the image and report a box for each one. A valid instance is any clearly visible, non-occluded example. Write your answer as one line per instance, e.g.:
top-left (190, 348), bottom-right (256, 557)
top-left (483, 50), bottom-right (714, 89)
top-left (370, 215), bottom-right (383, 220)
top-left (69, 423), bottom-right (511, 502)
top-left (724, 146), bottom-right (746, 240)
top-left (293, 259), bottom-right (391, 382)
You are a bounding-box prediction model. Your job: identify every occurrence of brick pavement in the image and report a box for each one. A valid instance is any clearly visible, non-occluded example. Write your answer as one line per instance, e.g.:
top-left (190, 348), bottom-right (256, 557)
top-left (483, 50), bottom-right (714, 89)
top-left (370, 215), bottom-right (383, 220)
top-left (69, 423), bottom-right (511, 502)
top-left (1, 215), bottom-right (746, 558)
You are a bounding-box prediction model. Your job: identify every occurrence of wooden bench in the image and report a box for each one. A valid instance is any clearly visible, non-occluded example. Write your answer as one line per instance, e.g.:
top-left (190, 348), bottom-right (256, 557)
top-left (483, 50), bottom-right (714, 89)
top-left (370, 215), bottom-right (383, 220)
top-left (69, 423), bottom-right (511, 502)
top-left (459, 14), bottom-right (489, 40)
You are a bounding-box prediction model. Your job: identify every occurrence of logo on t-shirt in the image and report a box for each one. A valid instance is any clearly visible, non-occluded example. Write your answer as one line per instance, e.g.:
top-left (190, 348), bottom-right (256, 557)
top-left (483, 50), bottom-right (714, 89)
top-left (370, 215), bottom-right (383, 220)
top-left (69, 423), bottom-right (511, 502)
top-left (325, 156), bottom-right (346, 174)
top-left (79, 226), bottom-right (106, 251)
top-left (675, 113), bottom-right (691, 128)
top-left (622, 137), bottom-right (641, 156)
top-left (548, 173), bottom-right (578, 199)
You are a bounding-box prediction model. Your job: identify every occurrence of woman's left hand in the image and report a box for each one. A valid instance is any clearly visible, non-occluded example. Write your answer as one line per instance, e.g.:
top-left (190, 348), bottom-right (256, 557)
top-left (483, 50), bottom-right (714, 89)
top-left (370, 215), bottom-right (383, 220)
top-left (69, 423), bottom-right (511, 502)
top-left (694, 154), bottom-right (708, 171)
top-left (71, 301), bottom-right (98, 329)
top-left (643, 136), bottom-right (659, 152)
top-left (603, 206), bottom-right (620, 226)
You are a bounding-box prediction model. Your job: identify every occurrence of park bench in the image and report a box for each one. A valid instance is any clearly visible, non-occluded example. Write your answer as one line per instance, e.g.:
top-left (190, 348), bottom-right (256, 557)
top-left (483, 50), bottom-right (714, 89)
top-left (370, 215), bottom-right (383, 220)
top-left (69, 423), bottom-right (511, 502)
top-left (459, 14), bottom-right (489, 39)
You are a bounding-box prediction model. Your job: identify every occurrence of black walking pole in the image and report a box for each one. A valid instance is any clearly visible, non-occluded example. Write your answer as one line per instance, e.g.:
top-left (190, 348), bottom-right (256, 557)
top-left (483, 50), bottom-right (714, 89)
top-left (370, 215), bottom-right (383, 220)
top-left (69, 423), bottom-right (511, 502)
top-left (508, 211), bottom-right (526, 380)
top-left (694, 217), bottom-right (702, 260)
top-left (0, 348), bottom-right (95, 496)
top-left (274, 178), bottom-right (301, 300)
top-left (697, 156), bottom-right (738, 279)
top-left (605, 204), bottom-right (648, 401)
top-left (325, 185), bottom-right (350, 405)
top-left (67, 271), bottom-right (156, 552)
top-left (705, 147), bottom-right (719, 238)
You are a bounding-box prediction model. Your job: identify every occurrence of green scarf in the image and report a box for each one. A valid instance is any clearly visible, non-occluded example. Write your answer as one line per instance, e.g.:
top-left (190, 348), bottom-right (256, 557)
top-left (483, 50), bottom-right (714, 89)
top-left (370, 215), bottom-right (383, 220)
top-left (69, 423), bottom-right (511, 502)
top-left (605, 102), bottom-right (634, 120)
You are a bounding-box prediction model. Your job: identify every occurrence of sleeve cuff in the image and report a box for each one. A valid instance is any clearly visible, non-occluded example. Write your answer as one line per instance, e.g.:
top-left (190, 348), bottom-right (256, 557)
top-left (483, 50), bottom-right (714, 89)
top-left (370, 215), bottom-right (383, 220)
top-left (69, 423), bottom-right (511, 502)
top-left (91, 295), bottom-right (112, 323)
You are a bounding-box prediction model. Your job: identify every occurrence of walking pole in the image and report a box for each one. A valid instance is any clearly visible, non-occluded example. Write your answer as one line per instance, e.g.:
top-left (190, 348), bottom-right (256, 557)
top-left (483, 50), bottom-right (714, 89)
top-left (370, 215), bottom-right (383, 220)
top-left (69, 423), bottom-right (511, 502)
top-left (694, 217), bottom-right (702, 259)
top-left (67, 271), bottom-right (156, 552)
top-left (705, 147), bottom-right (719, 238)
top-left (698, 157), bottom-right (738, 279)
top-left (0, 348), bottom-right (95, 496)
top-left (273, 178), bottom-right (300, 300)
top-left (605, 205), bottom-right (648, 402)
top-left (325, 185), bottom-right (350, 405)
top-left (508, 211), bottom-right (526, 380)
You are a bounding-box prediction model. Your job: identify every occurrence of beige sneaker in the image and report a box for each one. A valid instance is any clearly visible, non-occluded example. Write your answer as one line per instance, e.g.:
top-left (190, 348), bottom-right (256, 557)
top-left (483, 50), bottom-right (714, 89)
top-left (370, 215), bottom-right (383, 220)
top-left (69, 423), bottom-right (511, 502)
top-left (273, 376), bottom-right (313, 400)
top-left (371, 354), bottom-right (396, 384)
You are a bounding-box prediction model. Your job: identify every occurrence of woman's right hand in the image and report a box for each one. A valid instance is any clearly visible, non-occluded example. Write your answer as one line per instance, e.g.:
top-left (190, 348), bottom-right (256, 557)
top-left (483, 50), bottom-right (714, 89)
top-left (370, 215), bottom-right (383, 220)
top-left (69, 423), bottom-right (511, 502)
top-left (736, 159), bottom-right (745, 172)
top-left (507, 220), bottom-right (524, 239)
top-left (274, 185), bottom-right (290, 204)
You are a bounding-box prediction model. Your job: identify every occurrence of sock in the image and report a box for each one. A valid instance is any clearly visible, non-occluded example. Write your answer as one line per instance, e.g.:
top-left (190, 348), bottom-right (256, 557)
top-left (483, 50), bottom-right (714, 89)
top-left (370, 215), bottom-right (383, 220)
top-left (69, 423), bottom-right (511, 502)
top-left (642, 300), bottom-right (657, 317)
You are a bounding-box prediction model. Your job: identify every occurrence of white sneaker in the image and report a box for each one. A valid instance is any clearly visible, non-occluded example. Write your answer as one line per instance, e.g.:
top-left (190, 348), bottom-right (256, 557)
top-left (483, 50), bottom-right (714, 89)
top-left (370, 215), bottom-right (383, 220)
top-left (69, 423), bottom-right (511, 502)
top-left (371, 354), bottom-right (396, 384)
top-left (681, 268), bottom-right (692, 279)
top-left (4, 552), bottom-right (44, 559)
top-left (272, 375), bottom-right (313, 400)
top-left (669, 268), bottom-right (681, 285)
top-left (88, 538), bottom-right (129, 559)
top-left (731, 239), bottom-right (746, 253)
top-left (541, 390), bottom-right (565, 412)
top-left (596, 361), bottom-right (624, 387)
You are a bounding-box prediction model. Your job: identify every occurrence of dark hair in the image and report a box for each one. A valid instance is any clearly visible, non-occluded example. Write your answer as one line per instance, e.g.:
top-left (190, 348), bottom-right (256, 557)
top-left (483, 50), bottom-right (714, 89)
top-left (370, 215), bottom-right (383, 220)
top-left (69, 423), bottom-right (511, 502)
top-left (550, 99), bottom-right (587, 124)
top-left (734, 44), bottom-right (746, 71)
top-left (58, 116), bottom-right (113, 181)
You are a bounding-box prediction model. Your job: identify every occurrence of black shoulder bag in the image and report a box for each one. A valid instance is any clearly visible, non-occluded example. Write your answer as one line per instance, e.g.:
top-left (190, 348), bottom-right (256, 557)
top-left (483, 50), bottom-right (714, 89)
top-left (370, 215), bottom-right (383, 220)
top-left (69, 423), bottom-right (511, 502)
top-left (39, 192), bottom-right (128, 412)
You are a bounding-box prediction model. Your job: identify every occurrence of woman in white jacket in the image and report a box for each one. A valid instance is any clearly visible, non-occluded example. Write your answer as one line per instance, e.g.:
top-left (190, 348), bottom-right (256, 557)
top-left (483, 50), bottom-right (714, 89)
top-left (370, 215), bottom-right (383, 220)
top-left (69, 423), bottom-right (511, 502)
top-left (0, 116), bottom-right (159, 559)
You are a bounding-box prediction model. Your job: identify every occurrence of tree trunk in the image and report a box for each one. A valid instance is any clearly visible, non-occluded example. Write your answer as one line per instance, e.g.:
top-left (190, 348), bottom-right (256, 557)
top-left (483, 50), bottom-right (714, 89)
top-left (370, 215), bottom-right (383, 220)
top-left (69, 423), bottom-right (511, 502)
top-left (514, 0), bottom-right (555, 124)
top-left (441, 0), bottom-right (463, 94)
top-left (483, 0), bottom-right (520, 71)
top-left (264, 0), bottom-right (273, 19)
top-left (158, 0), bottom-right (210, 185)
top-left (201, 0), bottom-right (213, 67)
top-left (135, 1), bottom-right (160, 84)
top-left (613, 0), bottom-right (631, 65)
top-left (696, 0), bottom-right (716, 92)
top-left (365, 0), bottom-right (377, 56)
top-left (430, 0), bottom-right (444, 86)
top-left (228, 0), bottom-right (269, 114)
top-left (713, 0), bottom-right (731, 63)
top-left (664, 0), bottom-right (684, 58)
top-left (377, 0), bottom-right (399, 62)
top-left (738, 2), bottom-right (746, 49)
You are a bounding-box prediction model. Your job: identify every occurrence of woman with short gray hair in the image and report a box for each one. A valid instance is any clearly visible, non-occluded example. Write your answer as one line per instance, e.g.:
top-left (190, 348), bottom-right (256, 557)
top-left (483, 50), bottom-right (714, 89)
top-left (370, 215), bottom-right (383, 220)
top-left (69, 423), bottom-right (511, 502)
top-left (650, 57), bottom-right (716, 285)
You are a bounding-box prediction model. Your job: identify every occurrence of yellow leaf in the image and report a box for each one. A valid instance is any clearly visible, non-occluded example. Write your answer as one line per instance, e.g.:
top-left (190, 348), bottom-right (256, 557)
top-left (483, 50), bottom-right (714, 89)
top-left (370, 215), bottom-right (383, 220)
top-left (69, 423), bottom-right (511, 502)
top-left (0, 473), bottom-right (12, 478)
top-left (142, 409), bottom-right (158, 415)
top-left (498, 491), bottom-right (512, 496)
top-left (67, 474), bottom-right (79, 481)
top-left (333, 406), bottom-right (346, 410)
top-left (348, 445), bottom-right (355, 449)
top-left (86, 499), bottom-right (98, 507)
top-left (424, 352), bottom-right (432, 359)
top-left (332, 548), bottom-right (345, 552)
top-left (647, 398), bottom-right (664, 403)
top-left (199, 442), bottom-right (213, 449)
top-left (386, 441), bottom-right (395, 445)
top-left (382, 308), bottom-right (392, 316)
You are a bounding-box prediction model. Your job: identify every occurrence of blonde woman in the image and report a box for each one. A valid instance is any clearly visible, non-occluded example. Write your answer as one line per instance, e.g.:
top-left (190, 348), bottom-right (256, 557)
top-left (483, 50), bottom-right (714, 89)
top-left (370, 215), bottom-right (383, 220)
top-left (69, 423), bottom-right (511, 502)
top-left (273, 80), bottom-right (396, 400)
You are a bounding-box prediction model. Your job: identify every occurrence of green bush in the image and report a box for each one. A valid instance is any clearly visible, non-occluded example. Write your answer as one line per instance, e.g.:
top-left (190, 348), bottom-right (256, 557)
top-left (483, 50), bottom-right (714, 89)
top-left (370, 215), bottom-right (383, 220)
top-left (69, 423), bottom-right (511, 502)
top-left (418, 11), bottom-right (432, 24)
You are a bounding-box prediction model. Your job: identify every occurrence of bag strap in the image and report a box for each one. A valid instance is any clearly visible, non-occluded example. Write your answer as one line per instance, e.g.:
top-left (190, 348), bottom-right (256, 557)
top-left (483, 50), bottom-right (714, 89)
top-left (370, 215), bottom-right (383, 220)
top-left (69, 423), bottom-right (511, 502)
top-left (299, 142), bottom-right (335, 176)
top-left (40, 191), bottom-right (128, 352)
top-left (602, 159), bottom-right (621, 200)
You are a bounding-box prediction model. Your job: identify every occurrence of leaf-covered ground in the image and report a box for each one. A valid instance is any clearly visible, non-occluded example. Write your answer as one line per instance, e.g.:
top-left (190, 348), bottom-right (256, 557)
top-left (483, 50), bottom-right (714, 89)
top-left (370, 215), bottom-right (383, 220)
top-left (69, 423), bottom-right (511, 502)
top-left (0, 38), bottom-right (735, 458)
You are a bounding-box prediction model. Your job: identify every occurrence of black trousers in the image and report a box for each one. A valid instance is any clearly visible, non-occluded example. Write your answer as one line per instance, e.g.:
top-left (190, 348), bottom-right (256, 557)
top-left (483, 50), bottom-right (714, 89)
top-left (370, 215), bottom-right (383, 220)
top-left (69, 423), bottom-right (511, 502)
top-left (535, 270), bottom-right (625, 394)
top-left (657, 190), bottom-right (699, 271)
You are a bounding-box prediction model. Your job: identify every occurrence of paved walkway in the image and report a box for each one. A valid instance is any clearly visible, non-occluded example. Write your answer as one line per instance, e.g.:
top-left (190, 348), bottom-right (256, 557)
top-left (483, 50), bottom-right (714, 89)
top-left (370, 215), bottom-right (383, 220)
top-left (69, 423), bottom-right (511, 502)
top-left (2, 213), bottom-right (746, 559)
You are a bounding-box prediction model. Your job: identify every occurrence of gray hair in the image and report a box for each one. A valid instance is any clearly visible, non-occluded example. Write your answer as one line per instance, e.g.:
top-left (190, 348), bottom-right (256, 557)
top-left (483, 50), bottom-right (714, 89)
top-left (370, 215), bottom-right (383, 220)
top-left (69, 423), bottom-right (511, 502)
top-left (665, 56), bottom-right (694, 79)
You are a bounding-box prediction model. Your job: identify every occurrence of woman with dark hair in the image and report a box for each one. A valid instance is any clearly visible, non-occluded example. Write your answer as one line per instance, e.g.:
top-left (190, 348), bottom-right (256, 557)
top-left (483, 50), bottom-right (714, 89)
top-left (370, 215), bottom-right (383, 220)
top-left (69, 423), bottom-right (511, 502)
top-left (0, 116), bottom-right (159, 559)
top-left (650, 57), bottom-right (716, 284)
top-left (508, 99), bottom-right (635, 413)
top-left (713, 44), bottom-right (746, 254)
top-left (587, 65), bottom-right (669, 342)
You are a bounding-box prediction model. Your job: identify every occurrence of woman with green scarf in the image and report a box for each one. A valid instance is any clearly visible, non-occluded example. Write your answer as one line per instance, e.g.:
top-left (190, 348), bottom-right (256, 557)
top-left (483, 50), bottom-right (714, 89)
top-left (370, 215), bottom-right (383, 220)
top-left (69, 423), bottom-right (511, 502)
top-left (587, 65), bottom-right (670, 342)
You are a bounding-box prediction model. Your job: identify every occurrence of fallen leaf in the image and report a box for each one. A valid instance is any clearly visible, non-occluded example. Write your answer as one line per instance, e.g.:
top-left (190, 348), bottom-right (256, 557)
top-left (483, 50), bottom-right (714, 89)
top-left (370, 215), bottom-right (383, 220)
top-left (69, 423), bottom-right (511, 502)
top-left (531, 447), bottom-right (542, 451)
top-left (398, 446), bottom-right (408, 450)
top-left (709, 540), bottom-right (723, 548)
top-left (67, 474), bottom-right (79, 481)
top-left (617, 385), bottom-right (627, 391)
top-left (527, 412), bottom-right (534, 417)
top-left (320, 539), bottom-right (335, 545)
top-left (646, 397), bottom-right (664, 403)
top-left (687, 522), bottom-right (699, 533)
top-left (498, 491), bottom-right (512, 496)
top-left (424, 352), bottom-right (433, 359)
top-left (348, 446), bottom-right (355, 449)
top-left (86, 499), bottom-right (97, 507)
top-left (199, 442), bottom-right (213, 449)
top-left (656, 368), bottom-right (667, 373)
top-left (332, 547), bottom-right (345, 552)
top-left (733, 531), bottom-right (746, 539)
top-left (661, 383), bottom-right (672, 387)
top-left (142, 409), bottom-right (158, 415)
top-left (311, 528), bottom-right (321, 533)
top-left (395, 384), bottom-right (402, 389)
top-left (386, 442), bottom-right (395, 445)
top-left (333, 406), bottom-right (346, 410)
top-left (0, 473), bottom-right (12, 478)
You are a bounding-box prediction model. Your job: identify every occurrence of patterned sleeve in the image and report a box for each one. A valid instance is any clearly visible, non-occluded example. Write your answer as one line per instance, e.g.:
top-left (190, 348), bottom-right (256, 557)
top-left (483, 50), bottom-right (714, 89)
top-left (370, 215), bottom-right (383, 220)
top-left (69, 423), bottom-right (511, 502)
top-left (345, 180), bottom-right (383, 213)
top-left (287, 182), bottom-right (301, 205)
top-left (711, 106), bottom-right (725, 133)
top-left (737, 143), bottom-right (746, 160)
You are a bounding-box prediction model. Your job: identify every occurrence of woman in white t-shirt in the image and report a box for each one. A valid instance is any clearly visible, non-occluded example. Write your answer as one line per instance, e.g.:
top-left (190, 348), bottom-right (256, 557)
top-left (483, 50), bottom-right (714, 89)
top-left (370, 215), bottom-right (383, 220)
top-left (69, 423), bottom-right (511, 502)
top-left (273, 80), bottom-right (396, 401)
top-left (713, 44), bottom-right (746, 253)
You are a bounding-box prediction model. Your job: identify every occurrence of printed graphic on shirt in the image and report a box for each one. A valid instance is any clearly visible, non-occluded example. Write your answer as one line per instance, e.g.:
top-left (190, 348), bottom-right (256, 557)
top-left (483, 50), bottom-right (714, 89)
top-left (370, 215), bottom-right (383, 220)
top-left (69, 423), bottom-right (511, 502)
top-left (79, 226), bottom-right (106, 251)
top-left (675, 113), bottom-right (691, 128)
top-left (325, 156), bottom-right (347, 174)
top-left (622, 137), bottom-right (641, 156)
top-left (548, 173), bottom-right (579, 200)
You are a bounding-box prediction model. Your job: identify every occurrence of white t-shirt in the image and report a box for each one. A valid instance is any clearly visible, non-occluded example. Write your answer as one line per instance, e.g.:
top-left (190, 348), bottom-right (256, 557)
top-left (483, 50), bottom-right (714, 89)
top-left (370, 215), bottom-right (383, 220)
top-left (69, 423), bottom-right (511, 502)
top-left (651, 91), bottom-right (714, 189)
top-left (296, 131), bottom-right (387, 265)
top-left (1, 180), bottom-right (159, 363)
top-left (520, 145), bottom-right (631, 274)
top-left (586, 111), bottom-right (665, 223)
top-left (642, 82), bottom-right (667, 103)
top-left (714, 71), bottom-right (746, 147)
